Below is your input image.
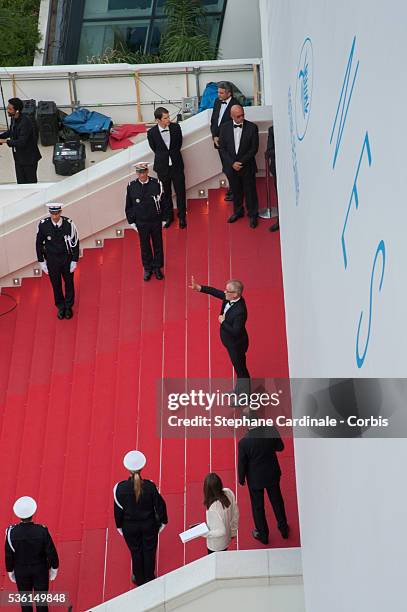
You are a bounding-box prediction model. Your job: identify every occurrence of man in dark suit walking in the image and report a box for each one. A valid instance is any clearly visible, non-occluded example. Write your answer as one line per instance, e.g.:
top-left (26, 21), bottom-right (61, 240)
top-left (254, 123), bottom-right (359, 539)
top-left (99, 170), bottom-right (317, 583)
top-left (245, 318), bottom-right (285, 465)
top-left (0, 97), bottom-right (41, 184)
top-left (147, 107), bottom-right (187, 229)
top-left (219, 105), bottom-right (259, 228)
top-left (189, 275), bottom-right (250, 395)
top-left (238, 425), bottom-right (289, 544)
top-left (210, 81), bottom-right (239, 201)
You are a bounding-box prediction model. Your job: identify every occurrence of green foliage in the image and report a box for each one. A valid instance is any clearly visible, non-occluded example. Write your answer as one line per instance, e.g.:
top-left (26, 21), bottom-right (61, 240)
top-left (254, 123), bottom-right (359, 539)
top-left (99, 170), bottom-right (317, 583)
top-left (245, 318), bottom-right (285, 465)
top-left (159, 0), bottom-right (217, 63)
top-left (0, 1), bottom-right (41, 67)
top-left (87, 42), bottom-right (160, 65)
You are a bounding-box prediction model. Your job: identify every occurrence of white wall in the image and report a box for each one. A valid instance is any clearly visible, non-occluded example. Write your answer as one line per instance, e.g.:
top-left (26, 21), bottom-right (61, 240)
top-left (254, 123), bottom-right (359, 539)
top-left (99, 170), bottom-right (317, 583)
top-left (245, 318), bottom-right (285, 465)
top-left (91, 548), bottom-right (304, 612)
top-left (218, 0), bottom-right (261, 60)
top-left (260, 1), bottom-right (407, 611)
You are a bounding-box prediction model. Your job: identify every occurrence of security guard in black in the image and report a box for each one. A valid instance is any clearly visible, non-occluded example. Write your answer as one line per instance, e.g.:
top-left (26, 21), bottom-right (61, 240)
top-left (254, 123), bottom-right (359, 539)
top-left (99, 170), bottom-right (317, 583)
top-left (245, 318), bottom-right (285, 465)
top-left (125, 165), bottom-right (164, 280)
top-left (5, 522), bottom-right (59, 611)
top-left (36, 210), bottom-right (79, 316)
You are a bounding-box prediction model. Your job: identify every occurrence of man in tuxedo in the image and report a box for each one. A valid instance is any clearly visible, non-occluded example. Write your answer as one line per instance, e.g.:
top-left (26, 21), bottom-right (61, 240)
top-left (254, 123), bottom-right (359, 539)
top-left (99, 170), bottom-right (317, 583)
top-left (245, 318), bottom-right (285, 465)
top-left (189, 275), bottom-right (250, 395)
top-left (0, 97), bottom-right (41, 184)
top-left (147, 107), bottom-right (187, 229)
top-left (210, 81), bottom-right (239, 201)
top-left (238, 424), bottom-right (289, 545)
top-left (219, 105), bottom-right (259, 228)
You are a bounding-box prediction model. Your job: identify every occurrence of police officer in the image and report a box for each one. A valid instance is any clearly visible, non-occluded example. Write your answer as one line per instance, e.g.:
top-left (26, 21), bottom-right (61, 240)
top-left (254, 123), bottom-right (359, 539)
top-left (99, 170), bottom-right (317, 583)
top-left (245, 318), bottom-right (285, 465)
top-left (35, 203), bottom-right (79, 319)
top-left (5, 496), bottom-right (59, 612)
top-left (125, 162), bottom-right (164, 281)
top-left (113, 451), bottom-right (168, 586)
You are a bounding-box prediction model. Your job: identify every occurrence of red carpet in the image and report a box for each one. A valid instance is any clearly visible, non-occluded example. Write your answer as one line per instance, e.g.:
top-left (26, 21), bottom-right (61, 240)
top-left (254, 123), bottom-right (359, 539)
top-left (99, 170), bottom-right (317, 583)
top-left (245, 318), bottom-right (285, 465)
top-left (0, 182), bottom-right (299, 611)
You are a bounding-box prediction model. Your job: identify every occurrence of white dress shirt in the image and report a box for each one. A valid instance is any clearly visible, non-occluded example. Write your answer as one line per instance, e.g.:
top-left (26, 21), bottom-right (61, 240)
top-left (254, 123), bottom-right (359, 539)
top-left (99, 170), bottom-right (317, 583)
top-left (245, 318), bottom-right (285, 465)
top-left (223, 297), bottom-right (240, 315)
top-left (233, 122), bottom-right (243, 154)
top-left (205, 488), bottom-right (239, 552)
top-left (52, 218), bottom-right (63, 228)
top-left (159, 125), bottom-right (172, 166)
top-left (218, 97), bottom-right (231, 126)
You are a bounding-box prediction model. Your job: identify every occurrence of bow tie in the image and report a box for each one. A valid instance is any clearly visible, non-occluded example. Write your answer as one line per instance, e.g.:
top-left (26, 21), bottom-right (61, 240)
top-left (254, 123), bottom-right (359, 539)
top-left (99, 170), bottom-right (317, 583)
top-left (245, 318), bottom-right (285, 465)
top-left (161, 129), bottom-right (169, 132)
top-left (233, 124), bottom-right (242, 129)
top-left (221, 101), bottom-right (228, 105)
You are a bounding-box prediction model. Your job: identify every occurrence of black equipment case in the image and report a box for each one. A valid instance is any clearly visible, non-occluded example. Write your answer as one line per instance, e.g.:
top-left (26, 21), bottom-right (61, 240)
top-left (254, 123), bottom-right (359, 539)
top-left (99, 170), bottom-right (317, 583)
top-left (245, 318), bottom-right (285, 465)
top-left (37, 101), bottom-right (59, 146)
top-left (53, 141), bottom-right (86, 176)
top-left (89, 130), bottom-right (110, 152)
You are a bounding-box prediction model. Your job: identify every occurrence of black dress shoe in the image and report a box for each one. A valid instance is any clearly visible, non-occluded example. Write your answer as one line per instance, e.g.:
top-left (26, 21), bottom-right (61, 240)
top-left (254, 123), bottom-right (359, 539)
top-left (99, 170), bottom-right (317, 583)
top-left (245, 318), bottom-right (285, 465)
top-left (57, 309), bottom-right (65, 320)
top-left (144, 271), bottom-right (152, 281)
top-left (65, 308), bottom-right (73, 319)
top-left (227, 213), bottom-right (244, 223)
top-left (164, 219), bottom-right (173, 229)
top-left (154, 269), bottom-right (164, 280)
top-left (179, 218), bottom-right (187, 229)
top-left (249, 217), bottom-right (258, 229)
top-left (224, 191), bottom-right (233, 201)
top-left (269, 220), bottom-right (280, 232)
top-left (280, 525), bottom-right (290, 539)
top-left (252, 529), bottom-right (268, 545)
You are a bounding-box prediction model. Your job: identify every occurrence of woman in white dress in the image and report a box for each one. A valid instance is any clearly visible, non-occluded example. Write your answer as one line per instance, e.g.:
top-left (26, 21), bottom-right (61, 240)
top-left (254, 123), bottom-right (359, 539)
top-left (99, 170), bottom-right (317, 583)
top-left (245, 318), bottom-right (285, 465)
top-left (203, 473), bottom-right (239, 554)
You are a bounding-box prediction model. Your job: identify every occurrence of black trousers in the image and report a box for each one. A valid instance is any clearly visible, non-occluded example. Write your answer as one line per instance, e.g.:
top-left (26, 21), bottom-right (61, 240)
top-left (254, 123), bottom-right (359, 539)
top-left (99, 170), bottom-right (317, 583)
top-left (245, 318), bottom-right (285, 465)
top-left (249, 479), bottom-right (288, 539)
top-left (15, 162), bottom-right (38, 184)
top-left (123, 520), bottom-right (159, 586)
top-left (227, 168), bottom-right (259, 218)
top-left (47, 257), bottom-right (74, 310)
top-left (225, 341), bottom-right (250, 395)
top-left (15, 564), bottom-right (49, 611)
top-left (136, 221), bottom-right (164, 271)
top-left (159, 167), bottom-right (186, 221)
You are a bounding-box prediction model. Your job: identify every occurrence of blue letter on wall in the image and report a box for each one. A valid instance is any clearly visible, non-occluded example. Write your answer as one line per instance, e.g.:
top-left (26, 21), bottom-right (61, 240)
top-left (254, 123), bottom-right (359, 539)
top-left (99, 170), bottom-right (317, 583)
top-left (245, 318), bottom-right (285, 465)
top-left (330, 36), bottom-right (359, 169)
top-left (355, 240), bottom-right (386, 368)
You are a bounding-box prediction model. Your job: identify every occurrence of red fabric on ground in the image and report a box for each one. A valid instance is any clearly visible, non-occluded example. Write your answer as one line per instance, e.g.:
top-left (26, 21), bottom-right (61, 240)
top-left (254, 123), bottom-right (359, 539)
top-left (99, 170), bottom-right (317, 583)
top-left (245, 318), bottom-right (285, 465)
top-left (109, 123), bottom-right (147, 149)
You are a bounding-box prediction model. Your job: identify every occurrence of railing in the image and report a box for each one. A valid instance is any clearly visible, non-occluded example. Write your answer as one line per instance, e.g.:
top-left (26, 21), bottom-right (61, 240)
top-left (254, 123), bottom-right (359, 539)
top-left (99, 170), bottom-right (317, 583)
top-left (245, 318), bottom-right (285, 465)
top-left (0, 59), bottom-right (262, 127)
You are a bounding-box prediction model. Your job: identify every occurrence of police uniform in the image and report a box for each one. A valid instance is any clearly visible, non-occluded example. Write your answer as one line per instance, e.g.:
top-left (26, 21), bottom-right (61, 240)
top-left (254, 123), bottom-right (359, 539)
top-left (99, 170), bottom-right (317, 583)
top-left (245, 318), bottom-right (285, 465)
top-left (125, 165), bottom-right (164, 280)
top-left (5, 497), bottom-right (59, 612)
top-left (35, 205), bottom-right (79, 317)
top-left (114, 451), bottom-right (168, 586)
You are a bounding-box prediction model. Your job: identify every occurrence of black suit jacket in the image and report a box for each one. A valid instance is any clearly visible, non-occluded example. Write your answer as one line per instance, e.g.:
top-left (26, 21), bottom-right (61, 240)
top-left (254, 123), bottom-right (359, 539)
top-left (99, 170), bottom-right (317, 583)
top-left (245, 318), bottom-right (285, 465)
top-left (200, 285), bottom-right (248, 349)
top-left (0, 114), bottom-right (41, 165)
top-left (210, 96), bottom-right (240, 140)
top-left (219, 119), bottom-right (259, 174)
top-left (147, 122), bottom-right (184, 176)
top-left (238, 426), bottom-right (284, 488)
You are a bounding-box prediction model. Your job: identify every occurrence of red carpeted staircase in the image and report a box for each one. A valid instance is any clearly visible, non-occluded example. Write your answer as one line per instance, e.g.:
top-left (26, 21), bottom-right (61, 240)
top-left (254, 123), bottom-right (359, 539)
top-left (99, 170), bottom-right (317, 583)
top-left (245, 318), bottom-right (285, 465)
top-left (0, 182), bottom-right (299, 611)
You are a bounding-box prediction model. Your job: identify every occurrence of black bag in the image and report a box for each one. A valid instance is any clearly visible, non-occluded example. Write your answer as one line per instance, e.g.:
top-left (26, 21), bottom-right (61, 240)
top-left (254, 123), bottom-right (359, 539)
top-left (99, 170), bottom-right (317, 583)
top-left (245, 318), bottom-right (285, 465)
top-left (53, 141), bottom-right (86, 176)
top-left (37, 101), bottom-right (59, 146)
top-left (89, 130), bottom-right (110, 152)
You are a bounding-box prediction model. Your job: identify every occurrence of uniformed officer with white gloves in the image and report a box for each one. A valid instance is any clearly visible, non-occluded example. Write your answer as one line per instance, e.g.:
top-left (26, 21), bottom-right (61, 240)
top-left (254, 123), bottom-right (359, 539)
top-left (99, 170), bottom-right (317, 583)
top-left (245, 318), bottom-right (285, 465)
top-left (5, 496), bottom-right (59, 611)
top-left (113, 451), bottom-right (168, 586)
top-left (125, 162), bottom-right (165, 282)
top-left (35, 203), bottom-right (79, 319)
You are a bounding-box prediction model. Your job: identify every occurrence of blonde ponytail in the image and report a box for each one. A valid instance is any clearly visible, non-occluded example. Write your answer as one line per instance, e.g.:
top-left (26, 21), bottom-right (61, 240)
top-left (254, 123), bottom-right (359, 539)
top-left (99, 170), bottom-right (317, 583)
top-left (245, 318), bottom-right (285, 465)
top-left (132, 471), bottom-right (143, 501)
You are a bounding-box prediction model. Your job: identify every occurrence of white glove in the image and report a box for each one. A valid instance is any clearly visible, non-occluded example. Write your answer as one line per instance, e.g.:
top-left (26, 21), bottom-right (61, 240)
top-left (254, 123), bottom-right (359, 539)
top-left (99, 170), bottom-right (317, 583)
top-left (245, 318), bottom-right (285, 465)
top-left (162, 221), bottom-right (166, 228)
top-left (70, 261), bottom-right (77, 273)
top-left (40, 261), bottom-right (48, 275)
top-left (7, 571), bottom-right (16, 583)
top-left (131, 223), bottom-right (138, 232)
top-left (159, 523), bottom-right (166, 534)
top-left (117, 528), bottom-right (123, 536)
top-left (49, 568), bottom-right (58, 581)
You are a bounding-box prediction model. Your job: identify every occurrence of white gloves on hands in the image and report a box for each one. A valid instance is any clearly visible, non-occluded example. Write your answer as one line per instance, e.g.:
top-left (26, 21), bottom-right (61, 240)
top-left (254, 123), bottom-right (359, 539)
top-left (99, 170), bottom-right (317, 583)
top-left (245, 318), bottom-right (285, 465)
top-left (49, 568), bottom-right (58, 581)
top-left (40, 262), bottom-right (48, 275)
top-left (7, 571), bottom-right (16, 583)
top-left (131, 223), bottom-right (138, 232)
top-left (117, 528), bottom-right (123, 536)
top-left (159, 523), bottom-right (166, 534)
top-left (70, 261), bottom-right (77, 273)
